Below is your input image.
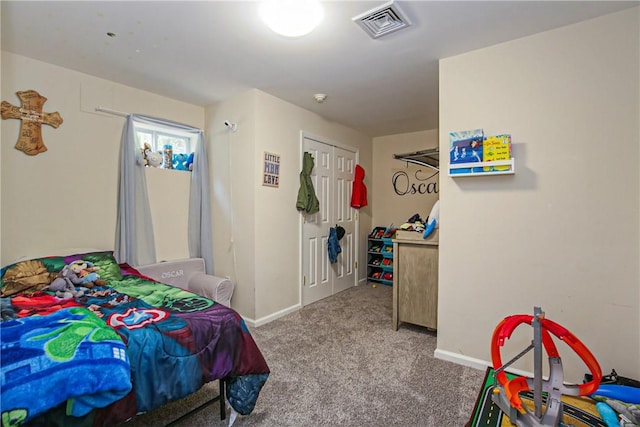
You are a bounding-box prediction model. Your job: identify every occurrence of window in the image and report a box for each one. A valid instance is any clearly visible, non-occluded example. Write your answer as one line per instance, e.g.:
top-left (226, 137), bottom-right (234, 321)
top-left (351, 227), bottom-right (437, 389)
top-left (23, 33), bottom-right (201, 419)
top-left (134, 122), bottom-right (196, 170)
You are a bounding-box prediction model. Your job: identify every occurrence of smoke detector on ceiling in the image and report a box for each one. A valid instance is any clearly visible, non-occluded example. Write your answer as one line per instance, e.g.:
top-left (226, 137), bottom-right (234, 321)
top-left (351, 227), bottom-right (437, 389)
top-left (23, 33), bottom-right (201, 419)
top-left (352, 0), bottom-right (411, 39)
top-left (314, 93), bottom-right (327, 103)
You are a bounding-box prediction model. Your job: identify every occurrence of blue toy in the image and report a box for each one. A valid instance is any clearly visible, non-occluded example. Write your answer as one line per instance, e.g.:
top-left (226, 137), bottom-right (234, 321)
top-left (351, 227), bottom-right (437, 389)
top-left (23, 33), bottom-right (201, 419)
top-left (592, 384), bottom-right (640, 404)
top-left (596, 402), bottom-right (620, 427)
top-left (423, 200), bottom-right (439, 239)
top-left (186, 152), bottom-right (195, 171)
top-left (173, 153), bottom-right (189, 171)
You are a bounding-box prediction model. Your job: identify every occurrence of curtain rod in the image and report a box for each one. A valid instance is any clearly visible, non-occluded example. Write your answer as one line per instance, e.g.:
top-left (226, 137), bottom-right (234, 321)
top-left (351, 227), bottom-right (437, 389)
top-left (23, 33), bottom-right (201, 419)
top-left (95, 106), bottom-right (129, 117)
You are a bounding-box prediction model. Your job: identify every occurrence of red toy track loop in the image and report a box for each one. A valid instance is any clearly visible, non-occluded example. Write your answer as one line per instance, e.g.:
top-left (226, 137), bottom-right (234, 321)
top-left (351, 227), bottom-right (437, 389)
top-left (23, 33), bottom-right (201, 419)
top-left (491, 314), bottom-right (602, 408)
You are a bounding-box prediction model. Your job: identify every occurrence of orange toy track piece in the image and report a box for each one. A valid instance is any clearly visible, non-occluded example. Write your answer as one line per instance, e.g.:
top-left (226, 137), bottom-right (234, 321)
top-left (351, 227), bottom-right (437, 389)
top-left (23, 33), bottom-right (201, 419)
top-left (491, 313), bottom-right (602, 411)
top-left (504, 376), bottom-right (530, 412)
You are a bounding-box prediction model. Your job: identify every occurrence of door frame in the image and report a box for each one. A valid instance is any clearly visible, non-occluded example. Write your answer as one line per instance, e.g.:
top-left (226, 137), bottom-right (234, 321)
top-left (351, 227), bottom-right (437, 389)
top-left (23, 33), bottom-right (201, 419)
top-left (298, 131), bottom-right (360, 307)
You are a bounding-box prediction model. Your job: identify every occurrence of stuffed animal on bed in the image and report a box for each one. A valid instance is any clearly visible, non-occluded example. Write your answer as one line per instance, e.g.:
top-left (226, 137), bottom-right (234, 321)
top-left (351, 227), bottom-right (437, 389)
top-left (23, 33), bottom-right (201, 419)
top-left (44, 265), bottom-right (85, 298)
top-left (68, 260), bottom-right (105, 287)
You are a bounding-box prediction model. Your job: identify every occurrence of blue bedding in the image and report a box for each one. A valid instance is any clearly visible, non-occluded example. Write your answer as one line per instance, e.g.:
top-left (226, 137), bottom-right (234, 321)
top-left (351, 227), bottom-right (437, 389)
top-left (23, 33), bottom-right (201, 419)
top-left (0, 252), bottom-right (269, 426)
top-left (1, 307), bottom-right (132, 425)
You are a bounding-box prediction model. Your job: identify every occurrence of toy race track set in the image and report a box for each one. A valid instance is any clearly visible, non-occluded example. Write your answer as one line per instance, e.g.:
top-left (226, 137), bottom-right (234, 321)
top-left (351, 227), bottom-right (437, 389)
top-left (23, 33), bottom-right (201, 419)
top-left (467, 307), bottom-right (640, 427)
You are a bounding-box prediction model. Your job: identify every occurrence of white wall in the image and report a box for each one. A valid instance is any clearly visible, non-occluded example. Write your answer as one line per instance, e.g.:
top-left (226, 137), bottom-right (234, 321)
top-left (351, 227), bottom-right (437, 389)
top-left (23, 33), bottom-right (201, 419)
top-left (206, 89), bottom-right (372, 323)
top-left (437, 8), bottom-right (639, 381)
top-left (253, 90), bottom-right (372, 320)
top-left (206, 90), bottom-right (257, 319)
top-left (372, 130), bottom-right (439, 228)
top-left (1, 51), bottom-right (372, 325)
top-left (1, 52), bottom-right (203, 265)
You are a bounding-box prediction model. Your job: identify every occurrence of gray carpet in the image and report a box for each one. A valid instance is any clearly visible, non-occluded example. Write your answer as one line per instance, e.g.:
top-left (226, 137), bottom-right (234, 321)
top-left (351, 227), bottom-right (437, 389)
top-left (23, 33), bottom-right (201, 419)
top-left (123, 284), bottom-right (485, 427)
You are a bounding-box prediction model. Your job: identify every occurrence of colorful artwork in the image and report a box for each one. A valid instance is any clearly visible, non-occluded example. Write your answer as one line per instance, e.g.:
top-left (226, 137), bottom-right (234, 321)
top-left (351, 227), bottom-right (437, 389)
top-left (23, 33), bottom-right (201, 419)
top-left (483, 134), bottom-right (512, 172)
top-left (263, 151), bottom-right (280, 187)
top-left (449, 128), bottom-right (484, 174)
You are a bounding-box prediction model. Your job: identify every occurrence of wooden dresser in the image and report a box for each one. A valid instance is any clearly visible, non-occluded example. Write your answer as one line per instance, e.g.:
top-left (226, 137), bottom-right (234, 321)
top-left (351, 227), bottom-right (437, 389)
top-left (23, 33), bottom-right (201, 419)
top-left (392, 232), bottom-right (438, 331)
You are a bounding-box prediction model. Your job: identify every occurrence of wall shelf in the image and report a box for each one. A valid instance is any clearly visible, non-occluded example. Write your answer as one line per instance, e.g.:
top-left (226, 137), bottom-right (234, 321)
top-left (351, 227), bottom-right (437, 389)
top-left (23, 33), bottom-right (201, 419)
top-left (448, 158), bottom-right (515, 177)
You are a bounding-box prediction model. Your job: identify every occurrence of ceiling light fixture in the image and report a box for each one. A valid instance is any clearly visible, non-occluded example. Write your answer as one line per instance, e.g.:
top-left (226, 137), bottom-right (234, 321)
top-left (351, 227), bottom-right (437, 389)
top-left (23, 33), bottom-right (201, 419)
top-left (259, 0), bottom-right (324, 37)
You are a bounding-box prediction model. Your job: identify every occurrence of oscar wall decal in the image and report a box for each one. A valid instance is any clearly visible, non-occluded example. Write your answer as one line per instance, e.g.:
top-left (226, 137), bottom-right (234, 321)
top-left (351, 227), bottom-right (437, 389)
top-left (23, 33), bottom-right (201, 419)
top-left (391, 168), bottom-right (439, 196)
top-left (1, 90), bottom-right (64, 156)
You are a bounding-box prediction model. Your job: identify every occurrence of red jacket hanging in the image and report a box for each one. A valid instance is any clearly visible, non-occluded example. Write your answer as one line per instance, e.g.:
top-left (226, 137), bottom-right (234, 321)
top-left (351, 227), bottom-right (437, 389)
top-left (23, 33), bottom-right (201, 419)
top-left (351, 164), bottom-right (368, 209)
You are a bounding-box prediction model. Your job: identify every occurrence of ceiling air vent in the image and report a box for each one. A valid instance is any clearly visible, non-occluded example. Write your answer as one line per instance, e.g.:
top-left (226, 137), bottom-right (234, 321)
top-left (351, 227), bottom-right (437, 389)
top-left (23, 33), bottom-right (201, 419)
top-left (352, 0), bottom-right (411, 39)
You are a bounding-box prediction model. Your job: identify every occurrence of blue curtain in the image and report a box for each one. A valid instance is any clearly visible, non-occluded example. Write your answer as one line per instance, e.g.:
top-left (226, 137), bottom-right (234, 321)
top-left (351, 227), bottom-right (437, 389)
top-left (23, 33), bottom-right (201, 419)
top-left (114, 114), bottom-right (213, 274)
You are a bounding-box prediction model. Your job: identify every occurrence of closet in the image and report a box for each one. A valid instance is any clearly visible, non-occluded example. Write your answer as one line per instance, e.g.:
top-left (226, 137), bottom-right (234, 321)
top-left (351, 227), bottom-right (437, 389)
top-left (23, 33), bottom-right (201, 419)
top-left (301, 135), bottom-right (358, 306)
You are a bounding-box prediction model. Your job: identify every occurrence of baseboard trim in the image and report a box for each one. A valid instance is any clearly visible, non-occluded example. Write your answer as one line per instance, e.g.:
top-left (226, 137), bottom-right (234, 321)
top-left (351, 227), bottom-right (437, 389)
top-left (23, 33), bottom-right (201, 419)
top-left (433, 349), bottom-right (489, 371)
top-left (243, 303), bottom-right (301, 328)
top-left (433, 348), bottom-right (532, 377)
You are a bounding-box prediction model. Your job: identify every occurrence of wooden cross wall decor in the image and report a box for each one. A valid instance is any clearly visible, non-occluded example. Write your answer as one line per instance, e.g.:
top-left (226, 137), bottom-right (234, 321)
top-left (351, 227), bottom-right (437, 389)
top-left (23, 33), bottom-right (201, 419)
top-left (1, 90), bottom-right (64, 156)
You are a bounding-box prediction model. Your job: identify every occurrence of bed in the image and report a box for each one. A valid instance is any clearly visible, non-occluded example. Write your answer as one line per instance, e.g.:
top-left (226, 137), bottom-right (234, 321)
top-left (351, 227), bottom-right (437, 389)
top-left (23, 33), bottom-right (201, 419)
top-left (0, 250), bottom-right (270, 426)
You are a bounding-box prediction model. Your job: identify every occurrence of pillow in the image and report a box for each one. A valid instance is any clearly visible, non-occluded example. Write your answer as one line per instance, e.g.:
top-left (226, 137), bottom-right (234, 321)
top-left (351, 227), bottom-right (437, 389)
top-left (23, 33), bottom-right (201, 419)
top-left (1, 251), bottom-right (122, 297)
top-left (1, 257), bottom-right (64, 297)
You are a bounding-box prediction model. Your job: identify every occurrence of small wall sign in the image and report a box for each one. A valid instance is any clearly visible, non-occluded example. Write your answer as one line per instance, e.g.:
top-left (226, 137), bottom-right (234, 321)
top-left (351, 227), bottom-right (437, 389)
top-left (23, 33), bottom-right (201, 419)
top-left (263, 151), bottom-right (280, 188)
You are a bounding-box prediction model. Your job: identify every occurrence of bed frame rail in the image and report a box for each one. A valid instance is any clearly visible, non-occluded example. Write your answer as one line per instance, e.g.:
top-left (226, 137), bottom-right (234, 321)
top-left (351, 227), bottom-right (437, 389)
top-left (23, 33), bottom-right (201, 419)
top-left (166, 378), bottom-right (226, 426)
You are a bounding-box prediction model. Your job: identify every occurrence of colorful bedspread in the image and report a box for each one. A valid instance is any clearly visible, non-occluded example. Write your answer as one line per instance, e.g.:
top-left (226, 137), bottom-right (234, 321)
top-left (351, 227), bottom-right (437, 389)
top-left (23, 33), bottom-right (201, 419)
top-left (1, 307), bottom-right (132, 426)
top-left (0, 251), bottom-right (270, 426)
